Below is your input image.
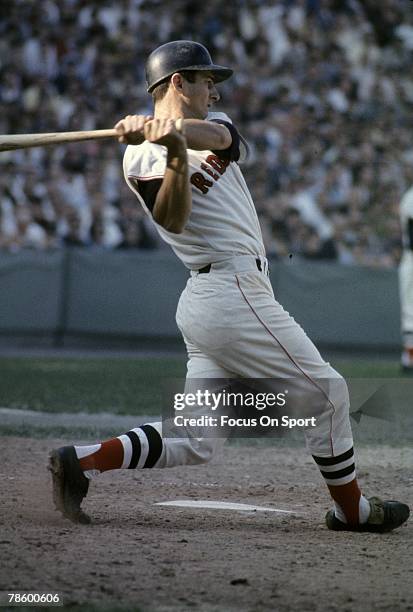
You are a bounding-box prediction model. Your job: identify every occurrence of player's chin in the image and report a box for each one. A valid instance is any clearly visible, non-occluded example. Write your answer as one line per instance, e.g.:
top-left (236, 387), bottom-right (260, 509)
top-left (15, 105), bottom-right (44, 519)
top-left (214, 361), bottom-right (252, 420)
top-left (194, 110), bottom-right (208, 120)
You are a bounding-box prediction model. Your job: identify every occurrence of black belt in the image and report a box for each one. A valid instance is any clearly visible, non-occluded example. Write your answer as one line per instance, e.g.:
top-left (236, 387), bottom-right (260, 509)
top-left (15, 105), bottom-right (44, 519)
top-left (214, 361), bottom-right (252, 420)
top-left (198, 259), bottom-right (266, 274)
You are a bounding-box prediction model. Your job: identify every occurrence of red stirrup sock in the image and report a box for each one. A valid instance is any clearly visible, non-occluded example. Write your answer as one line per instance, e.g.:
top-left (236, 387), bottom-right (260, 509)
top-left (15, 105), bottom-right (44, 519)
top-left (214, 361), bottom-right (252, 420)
top-left (74, 425), bottom-right (163, 478)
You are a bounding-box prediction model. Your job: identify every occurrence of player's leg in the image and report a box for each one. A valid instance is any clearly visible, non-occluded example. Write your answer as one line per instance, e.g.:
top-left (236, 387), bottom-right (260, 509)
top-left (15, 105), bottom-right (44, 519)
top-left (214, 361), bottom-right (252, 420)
top-left (68, 350), bottom-right (230, 473)
top-left (182, 269), bottom-right (409, 531)
top-left (49, 349), bottom-right (231, 523)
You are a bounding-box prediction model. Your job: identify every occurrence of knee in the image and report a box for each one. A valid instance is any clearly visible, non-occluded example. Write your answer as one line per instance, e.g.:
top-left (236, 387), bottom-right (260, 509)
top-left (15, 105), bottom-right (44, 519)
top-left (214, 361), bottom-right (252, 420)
top-left (328, 374), bottom-right (350, 413)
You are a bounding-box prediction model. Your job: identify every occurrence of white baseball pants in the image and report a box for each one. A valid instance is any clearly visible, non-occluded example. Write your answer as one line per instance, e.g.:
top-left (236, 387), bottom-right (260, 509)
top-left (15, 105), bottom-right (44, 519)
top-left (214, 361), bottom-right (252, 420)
top-left (153, 255), bottom-right (354, 469)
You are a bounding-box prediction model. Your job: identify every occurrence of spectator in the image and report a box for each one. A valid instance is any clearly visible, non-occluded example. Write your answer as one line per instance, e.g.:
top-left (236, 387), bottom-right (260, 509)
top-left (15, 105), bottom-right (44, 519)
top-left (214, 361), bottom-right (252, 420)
top-left (117, 219), bottom-right (158, 250)
top-left (0, 0), bottom-right (411, 267)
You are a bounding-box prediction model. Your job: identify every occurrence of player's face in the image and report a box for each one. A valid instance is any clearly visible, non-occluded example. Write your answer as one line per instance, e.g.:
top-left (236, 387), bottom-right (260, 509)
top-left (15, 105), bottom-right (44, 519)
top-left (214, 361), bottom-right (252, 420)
top-left (183, 72), bottom-right (220, 119)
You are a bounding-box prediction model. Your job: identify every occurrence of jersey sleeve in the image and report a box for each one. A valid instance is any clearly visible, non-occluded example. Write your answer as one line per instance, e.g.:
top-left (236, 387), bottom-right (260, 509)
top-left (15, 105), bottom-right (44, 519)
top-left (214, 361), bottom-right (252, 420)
top-left (209, 119), bottom-right (241, 162)
top-left (124, 142), bottom-right (167, 181)
top-left (207, 111), bottom-right (249, 163)
top-left (123, 143), bottom-right (167, 215)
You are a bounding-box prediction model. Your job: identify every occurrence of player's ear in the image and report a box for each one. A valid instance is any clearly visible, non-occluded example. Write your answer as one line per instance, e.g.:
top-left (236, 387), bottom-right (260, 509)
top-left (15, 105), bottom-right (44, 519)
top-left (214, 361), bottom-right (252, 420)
top-left (170, 73), bottom-right (185, 93)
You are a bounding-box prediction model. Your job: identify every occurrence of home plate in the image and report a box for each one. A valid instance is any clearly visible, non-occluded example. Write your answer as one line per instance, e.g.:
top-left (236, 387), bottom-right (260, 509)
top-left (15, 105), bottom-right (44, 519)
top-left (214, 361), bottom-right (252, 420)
top-left (155, 500), bottom-right (295, 514)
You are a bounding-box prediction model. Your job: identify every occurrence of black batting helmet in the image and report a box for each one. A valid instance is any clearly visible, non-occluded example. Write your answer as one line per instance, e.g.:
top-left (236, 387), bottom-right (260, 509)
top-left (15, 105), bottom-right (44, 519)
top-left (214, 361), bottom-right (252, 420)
top-left (145, 40), bottom-right (233, 93)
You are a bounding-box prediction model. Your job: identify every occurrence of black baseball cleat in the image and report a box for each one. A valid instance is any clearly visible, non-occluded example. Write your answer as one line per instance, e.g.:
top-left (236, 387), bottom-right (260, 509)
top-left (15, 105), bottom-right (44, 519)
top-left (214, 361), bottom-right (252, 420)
top-left (48, 446), bottom-right (91, 524)
top-left (326, 497), bottom-right (410, 533)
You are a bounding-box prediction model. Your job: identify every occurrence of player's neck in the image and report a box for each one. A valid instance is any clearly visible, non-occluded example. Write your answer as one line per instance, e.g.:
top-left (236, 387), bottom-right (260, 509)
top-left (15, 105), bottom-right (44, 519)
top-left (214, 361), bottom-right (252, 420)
top-left (154, 98), bottom-right (183, 120)
top-left (154, 99), bottom-right (202, 120)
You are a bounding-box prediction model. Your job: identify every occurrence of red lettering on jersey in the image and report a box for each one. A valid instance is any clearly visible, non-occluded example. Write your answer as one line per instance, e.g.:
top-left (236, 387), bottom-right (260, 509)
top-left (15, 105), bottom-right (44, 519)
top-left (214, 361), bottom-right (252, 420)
top-left (205, 154), bottom-right (229, 175)
top-left (190, 154), bottom-right (230, 195)
top-left (191, 172), bottom-right (213, 194)
top-left (200, 163), bottom-right (219, 181)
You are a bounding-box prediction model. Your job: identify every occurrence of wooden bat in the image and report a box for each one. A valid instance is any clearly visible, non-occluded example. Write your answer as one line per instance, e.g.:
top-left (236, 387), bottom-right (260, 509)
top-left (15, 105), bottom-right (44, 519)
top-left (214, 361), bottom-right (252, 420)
top-left (0, 129), bottom-right (118, 152)
top-left (0, 119), bottom-right (184, 152)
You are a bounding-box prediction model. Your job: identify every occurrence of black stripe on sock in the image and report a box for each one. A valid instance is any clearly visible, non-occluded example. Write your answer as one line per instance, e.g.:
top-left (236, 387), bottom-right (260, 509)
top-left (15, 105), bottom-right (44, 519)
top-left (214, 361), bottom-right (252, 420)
top-left (125, 430), bottom-right (141, 469)
top-left (320, 463), bottom-right (355, 480)
top-left (141, 424), bottom-right (163, 468)
top-left (312, 447), bottom-right (354, 467)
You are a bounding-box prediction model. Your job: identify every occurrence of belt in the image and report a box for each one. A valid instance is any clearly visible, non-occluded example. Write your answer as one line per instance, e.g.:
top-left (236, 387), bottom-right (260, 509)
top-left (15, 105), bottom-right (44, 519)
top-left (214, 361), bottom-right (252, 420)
top-left (198, 258), bottom-right (268, 275)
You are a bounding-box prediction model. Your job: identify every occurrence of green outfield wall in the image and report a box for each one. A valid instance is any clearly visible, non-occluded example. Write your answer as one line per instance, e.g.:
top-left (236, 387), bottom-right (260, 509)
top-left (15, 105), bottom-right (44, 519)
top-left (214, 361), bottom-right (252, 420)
top-left (0, 249), bottom-right (401, 349)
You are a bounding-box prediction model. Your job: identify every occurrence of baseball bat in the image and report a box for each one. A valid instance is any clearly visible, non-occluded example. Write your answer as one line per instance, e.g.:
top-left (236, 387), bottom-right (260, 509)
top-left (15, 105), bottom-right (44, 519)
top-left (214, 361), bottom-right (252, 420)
top-left (0, 129), bottom-right (118, 152)
top-left (0, 119), bottom-right (184, 153)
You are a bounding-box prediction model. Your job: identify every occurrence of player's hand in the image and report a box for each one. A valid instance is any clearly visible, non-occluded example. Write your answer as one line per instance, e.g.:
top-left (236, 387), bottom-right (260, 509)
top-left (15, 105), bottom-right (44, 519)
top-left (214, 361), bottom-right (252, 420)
top-left (114, 115), bottom-right (153, 144)
top-left (143, 118), bottom-right (186, 154)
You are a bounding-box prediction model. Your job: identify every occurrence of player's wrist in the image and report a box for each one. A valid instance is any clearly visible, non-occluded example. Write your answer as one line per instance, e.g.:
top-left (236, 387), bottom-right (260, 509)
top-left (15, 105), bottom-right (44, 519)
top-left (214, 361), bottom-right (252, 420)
top-left (166, 156), bottom-right (187, 174)
top-left (166, 142), bottom-right (187, 169)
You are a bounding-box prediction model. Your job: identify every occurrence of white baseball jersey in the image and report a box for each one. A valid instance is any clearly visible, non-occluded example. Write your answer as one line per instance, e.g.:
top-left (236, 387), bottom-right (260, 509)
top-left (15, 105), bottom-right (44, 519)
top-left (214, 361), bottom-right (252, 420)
top-left (123, 113), bottom-right (265, 269)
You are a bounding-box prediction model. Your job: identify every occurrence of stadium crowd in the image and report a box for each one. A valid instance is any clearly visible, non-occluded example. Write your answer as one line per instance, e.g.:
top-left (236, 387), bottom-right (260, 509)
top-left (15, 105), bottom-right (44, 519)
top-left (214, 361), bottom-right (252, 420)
top-left (1, 0), bottom-right (412, 266)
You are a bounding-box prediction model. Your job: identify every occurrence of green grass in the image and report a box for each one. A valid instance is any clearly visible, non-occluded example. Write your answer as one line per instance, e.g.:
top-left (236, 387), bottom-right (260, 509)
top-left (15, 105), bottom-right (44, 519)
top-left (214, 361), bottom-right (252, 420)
top-left (0, 356), bottom-right (185, 415)
top-left (0, 355), bottom-right (411, 444)
top-left (0, 355), bottom-right (407, 414)
top-left (330, 358), bottom-right (404, 378)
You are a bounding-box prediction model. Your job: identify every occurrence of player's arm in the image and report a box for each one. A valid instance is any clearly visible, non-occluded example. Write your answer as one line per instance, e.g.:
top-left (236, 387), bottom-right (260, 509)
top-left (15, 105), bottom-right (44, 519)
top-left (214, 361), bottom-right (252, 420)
top-left (116, 114), bottom-right (240, 159)
top-left (183, 119), bottom-right (241, 161)
top-left (146, 119), bottom-right (191, 234)
top-left (115, 115), bottom-right (232, 150)
top-left (116, 116), bottom-right (191, 234)
top-left (182, 119), bottom-right (231, 150)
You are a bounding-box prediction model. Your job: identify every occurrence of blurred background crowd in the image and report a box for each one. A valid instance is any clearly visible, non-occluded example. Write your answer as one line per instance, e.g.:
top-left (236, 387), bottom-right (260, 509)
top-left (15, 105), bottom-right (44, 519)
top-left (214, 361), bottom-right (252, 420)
top-left (1, 0), bottom-right (412, 266)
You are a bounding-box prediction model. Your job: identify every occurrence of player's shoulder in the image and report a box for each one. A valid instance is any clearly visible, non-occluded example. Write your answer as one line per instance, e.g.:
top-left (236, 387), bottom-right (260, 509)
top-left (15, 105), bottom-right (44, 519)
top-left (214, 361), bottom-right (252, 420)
top-left (207, 111), bottom-right (234, 125)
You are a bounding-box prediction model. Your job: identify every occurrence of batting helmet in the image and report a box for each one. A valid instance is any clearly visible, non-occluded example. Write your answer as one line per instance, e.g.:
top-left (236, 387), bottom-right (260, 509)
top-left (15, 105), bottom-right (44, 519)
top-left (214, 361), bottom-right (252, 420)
top-left (145, 40), bottom-right (233, 93)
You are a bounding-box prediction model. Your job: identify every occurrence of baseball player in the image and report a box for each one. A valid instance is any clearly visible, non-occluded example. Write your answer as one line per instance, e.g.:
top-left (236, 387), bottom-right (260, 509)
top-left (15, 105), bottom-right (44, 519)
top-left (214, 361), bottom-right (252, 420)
top-left (399, 183), bottom-right (413, 372)
top-left (49, 41), bottom-right (409, 532)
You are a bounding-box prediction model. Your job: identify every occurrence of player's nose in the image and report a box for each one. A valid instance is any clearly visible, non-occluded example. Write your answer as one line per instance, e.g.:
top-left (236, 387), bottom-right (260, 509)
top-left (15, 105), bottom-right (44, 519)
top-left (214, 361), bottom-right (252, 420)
top-left (210, 86), bottom-right (220, 103)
